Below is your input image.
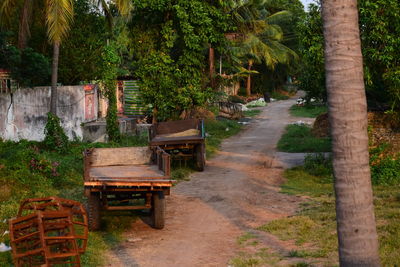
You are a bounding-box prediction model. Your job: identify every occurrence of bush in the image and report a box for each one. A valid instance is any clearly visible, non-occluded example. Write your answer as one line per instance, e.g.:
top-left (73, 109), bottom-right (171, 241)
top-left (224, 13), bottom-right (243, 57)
top-left (371, 157), bottom-right (400, 185)
top-left (228, 95), bottom-right (246, 104)
top-left (304, 153), bottom-right (332, 178)
top-left (277, 124), bottom-right (331, 153)
top-left (0, 32), bottom-right (50, 87)
top-left (43, 113), bottom-right (69, 152)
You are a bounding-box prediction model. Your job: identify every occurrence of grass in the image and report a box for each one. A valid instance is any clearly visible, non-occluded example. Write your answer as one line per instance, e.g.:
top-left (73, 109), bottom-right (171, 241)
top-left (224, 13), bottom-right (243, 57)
top-left (258, 156), bottom-right (400, 266)
top-left (205, 118), bottom-right (242, 157)
top-left (0, 135), bottom-right (148, 266)
top-left (244, 109), bottom-right (262, 117)
top-left (237, 232), bottom-right (257, 246)
top-left (271, 91), bottom-right (290, 100)
top-left (230, 248), bottom-right (282, 267)
top-left (277, 124), bottom-right (331, 153)
top-left (0, 118), bottom-right (244, 265)
top-left (290, 104), bottom-right (327, 118)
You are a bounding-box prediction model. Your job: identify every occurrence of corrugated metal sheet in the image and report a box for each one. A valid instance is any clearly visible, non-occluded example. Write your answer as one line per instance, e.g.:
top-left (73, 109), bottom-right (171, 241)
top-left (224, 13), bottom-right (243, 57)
top-left (123, 80), bottom-right (146, 116)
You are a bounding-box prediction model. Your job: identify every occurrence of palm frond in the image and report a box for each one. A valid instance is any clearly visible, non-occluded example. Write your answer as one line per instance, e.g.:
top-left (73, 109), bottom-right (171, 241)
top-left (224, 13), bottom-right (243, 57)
top-left (266, 10), bottom-right (292, 24)
top-left (0, 0), bottom-right (18, 25)
top-left (45, 0), bottom-right (74, 43)
top-left (114, 0), bottom-right (132, 16)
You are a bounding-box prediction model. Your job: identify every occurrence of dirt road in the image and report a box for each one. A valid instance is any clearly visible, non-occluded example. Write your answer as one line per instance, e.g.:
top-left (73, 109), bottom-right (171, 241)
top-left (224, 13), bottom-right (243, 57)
top-left (106, 97), bottom-right (308, 266)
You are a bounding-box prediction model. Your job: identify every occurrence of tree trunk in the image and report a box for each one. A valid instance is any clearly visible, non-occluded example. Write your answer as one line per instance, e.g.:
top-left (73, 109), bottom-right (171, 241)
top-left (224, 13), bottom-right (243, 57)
top-left (152, 107), bottom-right (158, 124)
top-left (246, 61), bottom-right (253, 96)
top-left (18, 0), bottom-right (33, 49)
top-left (321, 1), bottom-right (380, 266)
top-left (50, 41), bottom-right (60, 115)
top-left (209, 45), bottom-right (215, 89)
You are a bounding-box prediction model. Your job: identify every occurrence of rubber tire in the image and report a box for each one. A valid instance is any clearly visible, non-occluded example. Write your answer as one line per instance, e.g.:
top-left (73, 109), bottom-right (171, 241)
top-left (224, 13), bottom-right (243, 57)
top-left (87, 193), bottom-right (101, 231)
top-left (194, 144), bottom-right (206, 171)
top-left (151, 192), bottom-right (165, 229)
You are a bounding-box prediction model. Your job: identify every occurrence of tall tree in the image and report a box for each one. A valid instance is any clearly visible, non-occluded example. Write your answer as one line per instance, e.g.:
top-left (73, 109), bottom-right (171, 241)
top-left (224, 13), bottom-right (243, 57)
top-left (46, 0), bottom-right (74, 114)
top-left (226, 0), bottom-right (296, 96)
top-left (321, 0), bottom-right (381, 265)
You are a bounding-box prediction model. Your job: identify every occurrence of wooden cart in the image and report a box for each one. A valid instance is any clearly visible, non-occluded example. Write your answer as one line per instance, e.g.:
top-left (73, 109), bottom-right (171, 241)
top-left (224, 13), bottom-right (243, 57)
top-left (149, 119), bottom-right (206, 171)
top-left (83, 146), bottom-right (173, 230)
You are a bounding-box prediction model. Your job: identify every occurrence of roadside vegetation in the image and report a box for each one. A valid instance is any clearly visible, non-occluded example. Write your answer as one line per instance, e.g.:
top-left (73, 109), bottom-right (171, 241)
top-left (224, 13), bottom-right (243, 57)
top-left (290, 104), bottom-right (327, 118)
top-left (258, 153), bottom-right (400, 266)
top-left (277, 124), bottom-right (331, 153)
top-left (243, 109), bottom-right (262, 117)
top-left (0, 116), bottom-right (244, 265)
top-left (0, 135), bottom-right (147, 265)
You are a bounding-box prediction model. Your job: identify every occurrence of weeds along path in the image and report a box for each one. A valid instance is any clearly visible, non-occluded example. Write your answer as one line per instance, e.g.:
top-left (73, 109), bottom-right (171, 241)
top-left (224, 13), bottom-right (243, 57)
top-left (106, 97), bottom-right (305, 267)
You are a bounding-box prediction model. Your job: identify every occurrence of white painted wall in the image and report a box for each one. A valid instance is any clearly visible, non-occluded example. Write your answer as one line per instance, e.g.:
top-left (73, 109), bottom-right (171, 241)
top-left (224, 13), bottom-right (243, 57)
top-left (0, 85), bottom-right (98, 141)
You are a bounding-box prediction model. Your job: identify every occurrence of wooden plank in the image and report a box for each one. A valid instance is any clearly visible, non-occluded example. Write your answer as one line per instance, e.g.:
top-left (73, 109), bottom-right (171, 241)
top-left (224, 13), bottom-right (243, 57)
top-left (84, 181), bottom-right (173, 187)
top-left (154, 119), bottom-right (200, 135)
top-left (104, 205), bottom-right (149, 211)
top-left (89, 165), bottom-right (163, 179)
top-left (90, 147), bottom-right (152, 167)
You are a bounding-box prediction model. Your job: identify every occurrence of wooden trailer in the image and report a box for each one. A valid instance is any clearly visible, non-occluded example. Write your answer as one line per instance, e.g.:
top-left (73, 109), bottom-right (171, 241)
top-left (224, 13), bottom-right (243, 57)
top-left (83, 146), bottom-right (173, 230)
top-left (149, 119), bottom-right (206, 171)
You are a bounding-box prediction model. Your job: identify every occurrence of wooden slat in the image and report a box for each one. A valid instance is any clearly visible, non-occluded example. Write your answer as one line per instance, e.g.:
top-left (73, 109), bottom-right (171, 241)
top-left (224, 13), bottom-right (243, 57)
top-left (89, 165), bottom-right (163, 179)
top-left (84, 181), bottom-right (173, 187)
top-left (11, 231), bottom-right (40, 243)
top-left (104, 205), bottom-right (149, 211)
top-left (90, 147), bottom-right (151, 167)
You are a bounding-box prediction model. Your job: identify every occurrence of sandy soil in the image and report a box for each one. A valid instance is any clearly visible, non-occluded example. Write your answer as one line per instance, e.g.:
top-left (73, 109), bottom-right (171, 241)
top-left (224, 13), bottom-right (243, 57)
top-left (106, 97), bottom-right (309, 267)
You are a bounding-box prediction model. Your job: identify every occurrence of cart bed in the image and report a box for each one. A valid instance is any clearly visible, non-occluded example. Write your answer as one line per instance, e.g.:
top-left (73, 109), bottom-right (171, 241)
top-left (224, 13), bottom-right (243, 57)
top-left (90, 165), bottom-right (163, 180)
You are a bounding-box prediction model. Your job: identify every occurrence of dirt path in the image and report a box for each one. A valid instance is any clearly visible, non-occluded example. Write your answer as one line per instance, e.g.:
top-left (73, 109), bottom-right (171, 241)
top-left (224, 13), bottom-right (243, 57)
top-left (106, 97), bottom-right (309, 267)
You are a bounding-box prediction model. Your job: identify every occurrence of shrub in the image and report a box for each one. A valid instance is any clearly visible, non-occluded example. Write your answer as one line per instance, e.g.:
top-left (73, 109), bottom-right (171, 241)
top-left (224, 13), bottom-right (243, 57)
top-left (371, 156), bottom-right (400, 185)
top-left (304, 153), bottom-right (333, 178)
top-left (43, 113), bottom-right (69, 152)
top-left (228, 95), bottom-right (246, 104)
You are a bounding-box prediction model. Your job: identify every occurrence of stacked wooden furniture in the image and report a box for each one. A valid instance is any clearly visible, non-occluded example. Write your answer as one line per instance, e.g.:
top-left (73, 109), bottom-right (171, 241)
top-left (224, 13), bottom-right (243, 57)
top-left (9, 197), bottom-right (88, 267)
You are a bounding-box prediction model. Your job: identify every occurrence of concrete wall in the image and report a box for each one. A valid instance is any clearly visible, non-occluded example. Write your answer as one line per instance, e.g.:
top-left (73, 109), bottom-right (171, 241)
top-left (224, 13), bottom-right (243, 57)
top-left (0, 85), bottom-right (98, 141)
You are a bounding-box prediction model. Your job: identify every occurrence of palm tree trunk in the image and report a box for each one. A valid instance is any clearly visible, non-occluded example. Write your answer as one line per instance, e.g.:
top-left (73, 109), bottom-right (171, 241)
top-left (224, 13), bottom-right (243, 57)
top-left (209, 45), bottom-right (215, 89)
top-left (321, 0), bottom-right (380, 266)
top-left (50, 41), bottom-right (60, 115)
top-left (18, 0), bottom-right (33, 49)
top-left (246, 61), bottom-right (253, 96)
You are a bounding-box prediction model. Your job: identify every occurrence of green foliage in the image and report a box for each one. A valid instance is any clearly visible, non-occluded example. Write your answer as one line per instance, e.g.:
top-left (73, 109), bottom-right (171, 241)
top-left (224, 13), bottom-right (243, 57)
top-left (261, 163), bottom-right (400, 265)
top-left (243, 109), bottom-right (261, 117)
top-left (0, 135), bottom-right (148, 265)
top-left (228, 95), bottom-right (246, 104)
top-left (370, 144), bottom-right (400, 185)
top-left (297, 3), bottom-right (326, 102)
top-left (43, 112), bottom-right (69, 152)
top-left (135, 51), bottom-right (212, 120)
top-left (277, 124), bottom-right (331, 153)
top-left (289, 104), bottom-right (327, 118)
top-left (359, 0), bottom-right (400, 111)
top-left (303, 153), bottom-right (333, 177)
top-left (205, 118), bottom-right (243, 157)
top-left (100, 44), bottom-right (121, 142)
top-left (129, 0), bottom-right (230, 120)
top-left (298, 0), bottom-right (400, 111)
top-left (371, 157), bottom-right (400, 185)
top-left (58, 0), bottom-right (108, 84)
top-left (270, 90), bottom-right (289, 100)
top-left (0, 32), bottom-right (50, 87)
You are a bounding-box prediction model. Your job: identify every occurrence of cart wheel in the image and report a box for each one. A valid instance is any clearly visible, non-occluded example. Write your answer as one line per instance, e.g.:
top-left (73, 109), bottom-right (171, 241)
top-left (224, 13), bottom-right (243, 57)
top-left (151, 192), bottom-right (165, 229)
top-left (194, 144), bottom-right (206, 171)
top-left (87, 193), bottom-right (101, 231)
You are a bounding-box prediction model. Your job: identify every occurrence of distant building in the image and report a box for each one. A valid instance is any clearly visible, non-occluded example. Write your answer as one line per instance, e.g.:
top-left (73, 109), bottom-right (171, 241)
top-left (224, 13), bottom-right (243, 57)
top-left (0, 69), bottom-right (18, 93)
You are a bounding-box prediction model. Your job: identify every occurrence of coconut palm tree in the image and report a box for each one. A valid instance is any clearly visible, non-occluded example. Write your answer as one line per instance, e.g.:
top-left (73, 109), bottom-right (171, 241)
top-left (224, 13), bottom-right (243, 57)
top-left (1, 0), bottom-right (74, 114)
top-left (321, 0), bottom-right (381, 265)
top-left (228, 0), bottom-right (297, 96)
top-left (0, 0), bottom-right (131, 114)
